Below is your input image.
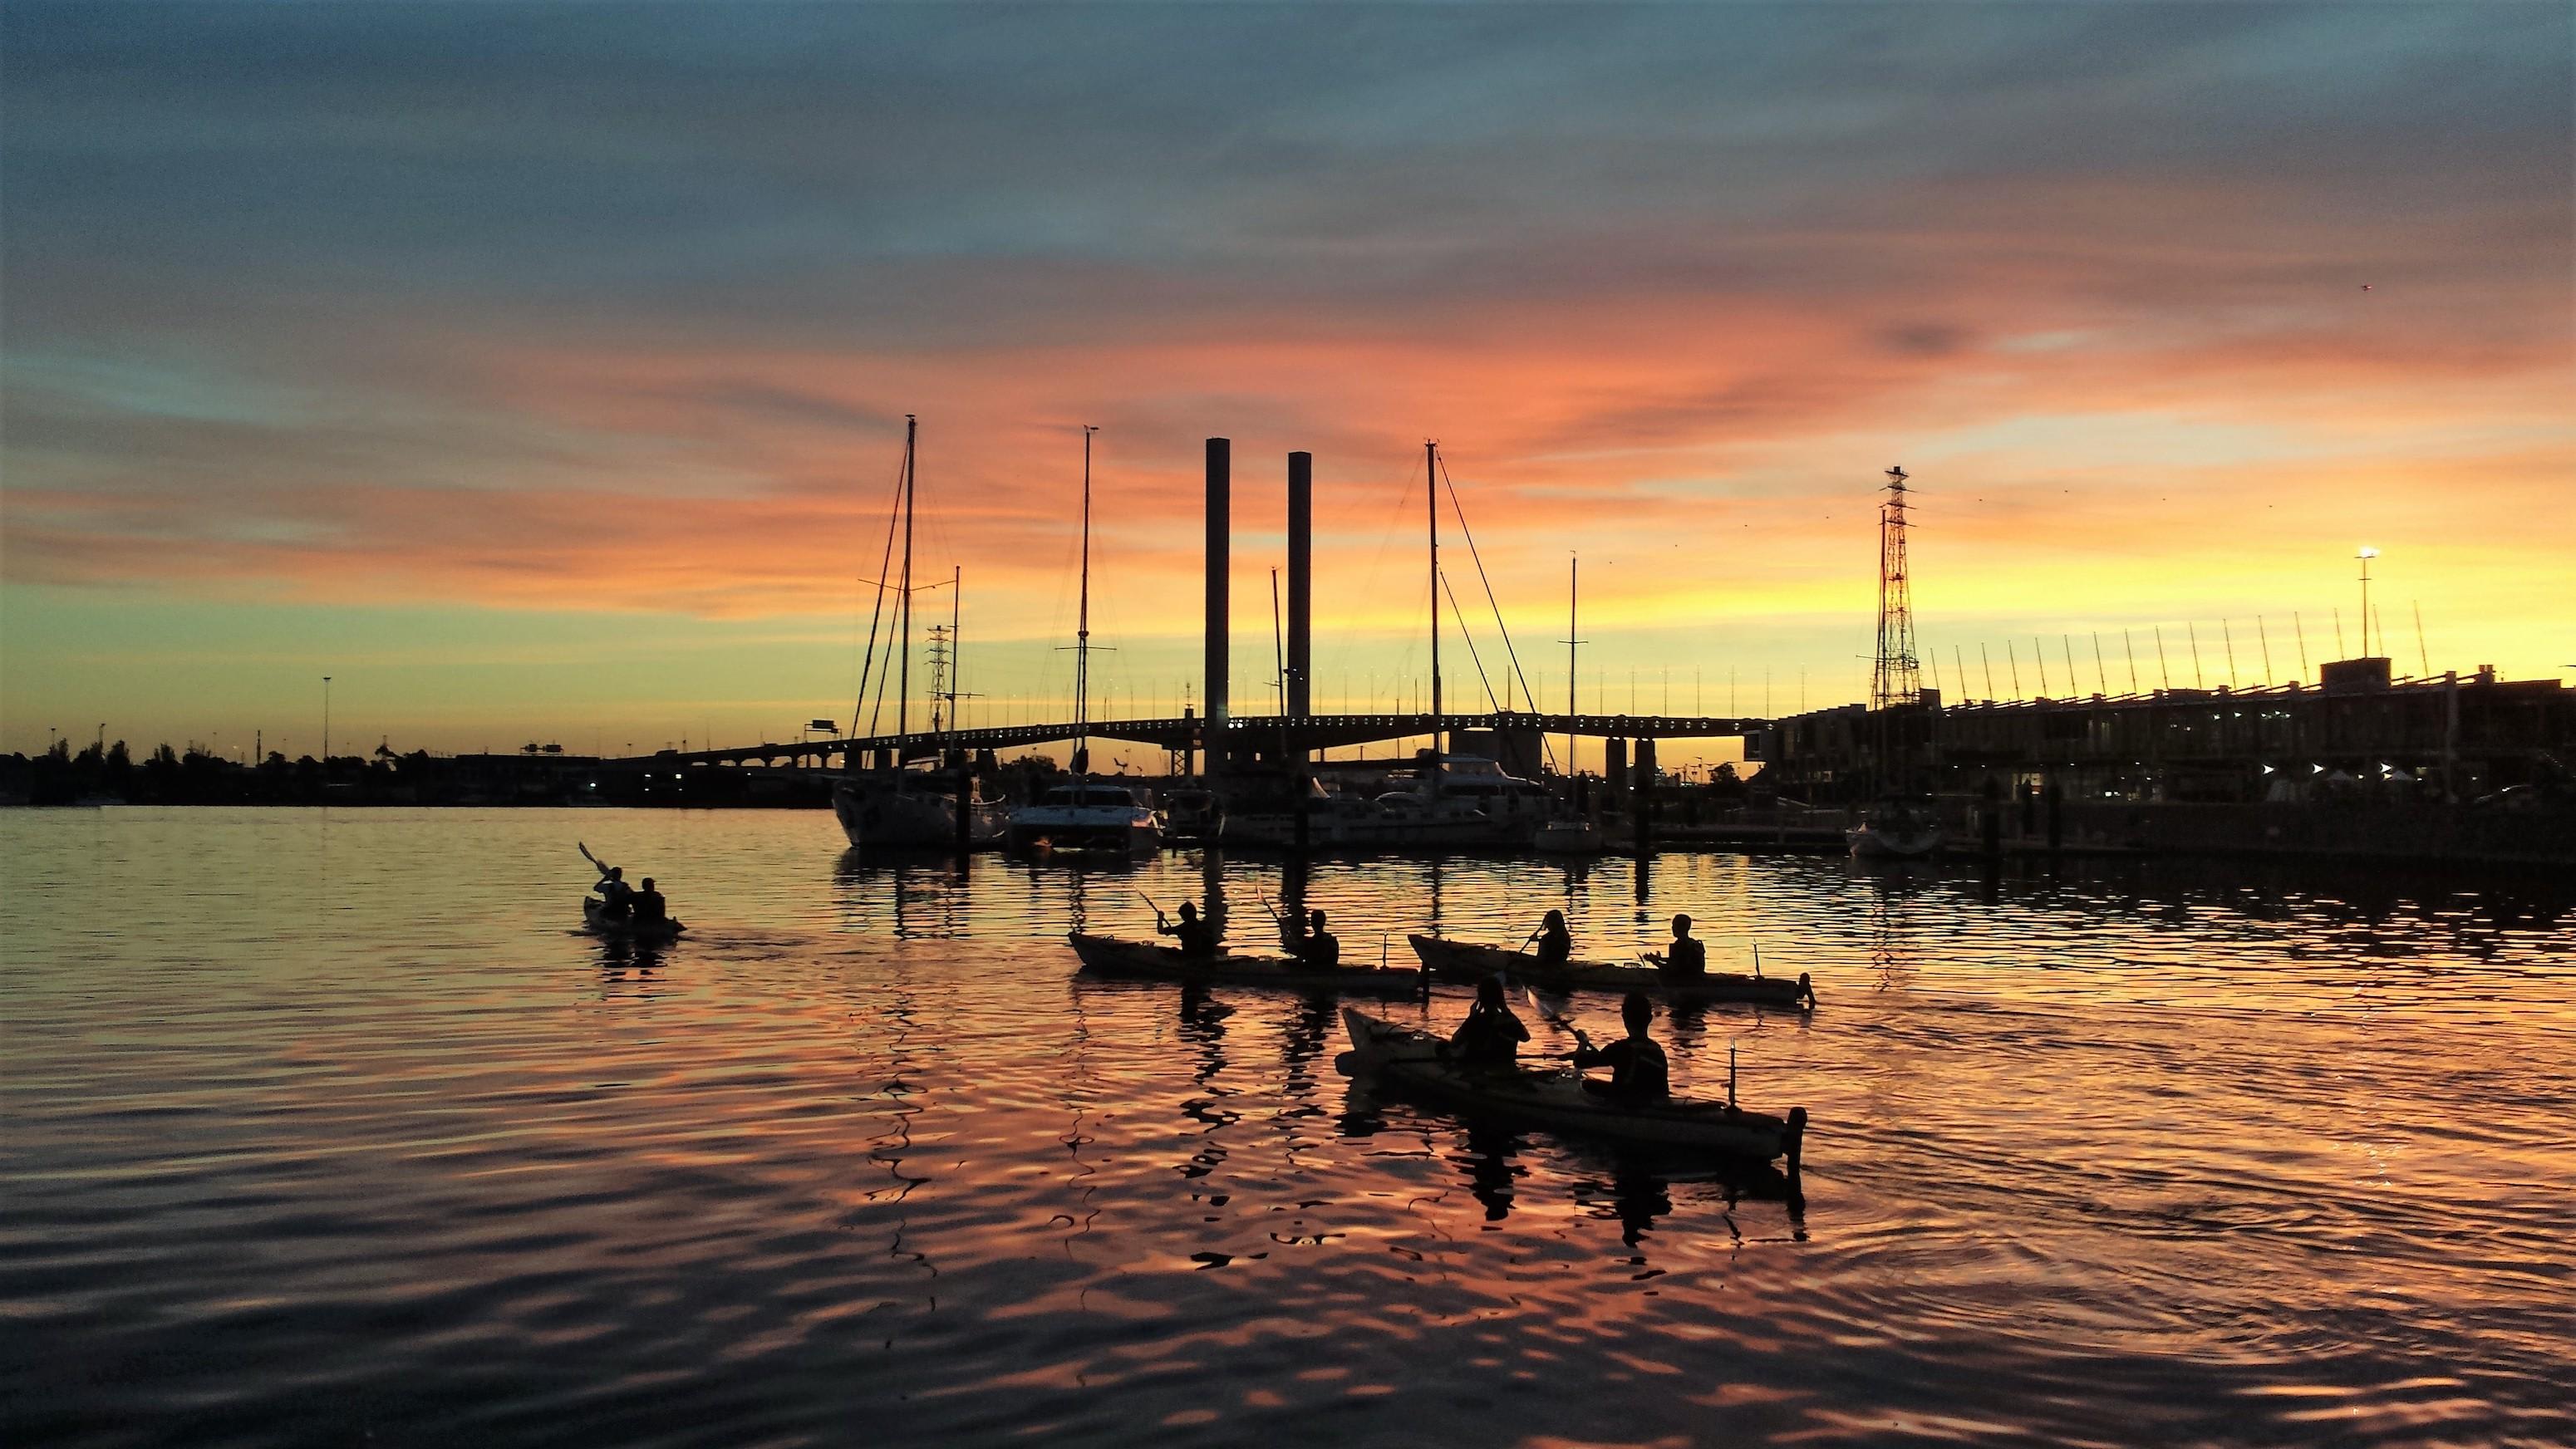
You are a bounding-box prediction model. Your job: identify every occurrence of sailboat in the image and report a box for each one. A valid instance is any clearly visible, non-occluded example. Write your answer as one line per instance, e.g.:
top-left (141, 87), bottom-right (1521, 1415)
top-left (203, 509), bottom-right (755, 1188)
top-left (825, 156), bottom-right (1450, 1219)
top-left (1008, 426), bottom-right (1163, 857)
top-left (832, 415), bottom-right (1009, 850)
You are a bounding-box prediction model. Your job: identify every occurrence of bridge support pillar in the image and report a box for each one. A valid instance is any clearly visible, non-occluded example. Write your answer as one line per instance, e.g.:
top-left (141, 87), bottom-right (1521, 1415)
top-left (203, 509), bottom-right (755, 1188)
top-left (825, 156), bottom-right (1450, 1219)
top-left (1205, 437), bottom-right (1231, 779)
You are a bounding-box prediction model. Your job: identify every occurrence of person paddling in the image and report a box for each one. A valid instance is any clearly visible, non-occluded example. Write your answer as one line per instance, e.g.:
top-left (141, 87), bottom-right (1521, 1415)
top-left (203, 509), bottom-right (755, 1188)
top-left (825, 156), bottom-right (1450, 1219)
top-left (591, 862), bottom-right (636, 919)
top-left (1644, 913), bottom-right (1705, 983)
top-left (1531, 909), bottom-right (1572, 971)
top-left (1448, 975), bottom-right (1530, 1068)
top-left (1571, 991), bottom-right (1670, 1103)
top-left (1156, 899), bottom-right (1218, 959)
top-left (632, 877), bottom-right (669, 924)
top-left (1298, 909), bottom-right (1341, 969)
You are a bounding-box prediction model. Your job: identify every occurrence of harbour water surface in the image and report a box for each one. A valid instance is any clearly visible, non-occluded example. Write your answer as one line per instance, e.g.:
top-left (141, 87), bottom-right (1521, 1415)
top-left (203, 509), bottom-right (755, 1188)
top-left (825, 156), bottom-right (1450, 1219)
top-left (4, 808), bottom-right (2570, 1447)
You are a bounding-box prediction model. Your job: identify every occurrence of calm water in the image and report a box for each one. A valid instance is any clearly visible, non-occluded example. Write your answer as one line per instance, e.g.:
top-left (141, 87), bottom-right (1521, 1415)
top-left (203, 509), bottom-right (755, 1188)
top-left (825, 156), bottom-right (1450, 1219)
top-left (4, 808), bottom-right (2570, 1448)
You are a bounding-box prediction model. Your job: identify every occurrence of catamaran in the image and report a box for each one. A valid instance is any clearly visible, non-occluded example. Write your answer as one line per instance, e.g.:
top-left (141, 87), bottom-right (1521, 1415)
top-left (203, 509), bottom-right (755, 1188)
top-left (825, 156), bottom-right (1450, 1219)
top-left (832, 415), bottom-right (1008, 850)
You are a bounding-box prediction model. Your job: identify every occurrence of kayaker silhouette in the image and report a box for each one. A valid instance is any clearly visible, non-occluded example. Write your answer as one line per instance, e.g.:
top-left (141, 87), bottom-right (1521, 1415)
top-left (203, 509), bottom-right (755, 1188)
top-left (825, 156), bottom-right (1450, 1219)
top-left (1645, 913), bottom-right (1705, 982)
top-left (1299, 910), bottom-right (1340, 969)
top-left (1448, 975), bottom-right (1529, 1067)
top-left (632, 877), bottom-right (668, 924)
top-left (592, 864), bottom-right (634, 919)
top-left (1157, 899), bottom-right (1217, 959)
top-left (1531, 909), bottom-right (1572, 970)
top-left (1571, 992), bottom-right (1671, 1103)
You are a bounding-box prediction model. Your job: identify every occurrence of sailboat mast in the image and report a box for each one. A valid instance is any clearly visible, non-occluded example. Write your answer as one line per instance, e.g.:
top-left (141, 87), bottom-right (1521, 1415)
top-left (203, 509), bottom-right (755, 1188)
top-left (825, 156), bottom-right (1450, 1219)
top-left (1076, 425), bottom-right (1095, 773)
top-left (1568, 554), bottom-right (1579, 779)
top-left (1427, 438), bottom-right (1442, 792)
top-left (896, 414), bottom-right (916, 758)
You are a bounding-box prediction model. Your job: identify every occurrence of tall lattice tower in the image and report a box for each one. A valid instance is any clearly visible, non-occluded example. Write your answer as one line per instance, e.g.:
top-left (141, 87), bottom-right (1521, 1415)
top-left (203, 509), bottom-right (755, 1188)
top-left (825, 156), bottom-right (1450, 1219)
top-left (1871, 465), bottom-right (1922, 710)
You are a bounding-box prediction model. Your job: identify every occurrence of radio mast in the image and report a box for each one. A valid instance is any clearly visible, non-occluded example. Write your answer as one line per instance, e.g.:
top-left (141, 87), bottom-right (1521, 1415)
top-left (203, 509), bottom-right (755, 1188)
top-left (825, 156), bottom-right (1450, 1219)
top-left (1871, 465), bottom-right (1923, 710)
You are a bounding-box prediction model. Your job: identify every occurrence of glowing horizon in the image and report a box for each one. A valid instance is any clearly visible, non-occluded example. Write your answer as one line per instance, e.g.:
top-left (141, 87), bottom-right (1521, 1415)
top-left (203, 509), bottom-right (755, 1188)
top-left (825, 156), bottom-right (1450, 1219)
top-left (3, 3), bottom-right (2569, 759)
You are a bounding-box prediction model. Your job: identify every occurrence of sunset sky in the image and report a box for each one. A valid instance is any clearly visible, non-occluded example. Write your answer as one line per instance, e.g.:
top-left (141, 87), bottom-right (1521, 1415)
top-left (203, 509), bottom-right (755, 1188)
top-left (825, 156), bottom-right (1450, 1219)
top-left (4, 3), bottom-right (2569, 764)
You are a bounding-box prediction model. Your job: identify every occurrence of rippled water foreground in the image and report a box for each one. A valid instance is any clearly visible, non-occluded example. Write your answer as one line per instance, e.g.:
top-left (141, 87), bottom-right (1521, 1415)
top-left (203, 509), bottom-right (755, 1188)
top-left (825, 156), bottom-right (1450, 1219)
top-left (4, 808), bottom-right (2570, 1447)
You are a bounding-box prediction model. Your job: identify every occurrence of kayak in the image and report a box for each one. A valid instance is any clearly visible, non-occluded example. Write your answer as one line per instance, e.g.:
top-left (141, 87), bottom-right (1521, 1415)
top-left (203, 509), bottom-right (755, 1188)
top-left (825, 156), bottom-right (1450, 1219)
top-left (583, 897), bottom-right (686, 941)
top-left (1067, 932), bottom-right (1423, 996)
top-left (1408, 935), bottom-right (1815, 1009)
top-left (1340, 1007), bottom-right (1807, 1163)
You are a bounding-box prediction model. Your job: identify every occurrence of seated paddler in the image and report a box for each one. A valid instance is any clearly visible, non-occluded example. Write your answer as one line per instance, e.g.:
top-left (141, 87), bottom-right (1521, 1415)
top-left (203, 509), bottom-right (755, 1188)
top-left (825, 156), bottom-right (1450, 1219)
top-left (1571, 991), bottom-right (1670, 1103)
top-left (1158, 899), bottom-right (1218, 959)
top-left (1645, 913), bottom-right (1706, 982)
top-left (1448, 975), bottom-right (1530, 1068)
top-left (1298, 909), bottom-right (1340, 969)
top-left (1531, 909), bottom-right (1572, 970)
top-left (591, 863), bottom-right (635, 919)
top-left (632, 877), bottom-right (668, 924)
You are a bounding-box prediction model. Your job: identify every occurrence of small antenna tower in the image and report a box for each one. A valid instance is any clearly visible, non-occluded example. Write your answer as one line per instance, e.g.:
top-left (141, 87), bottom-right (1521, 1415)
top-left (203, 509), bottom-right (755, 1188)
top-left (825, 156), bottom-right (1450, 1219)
top-left (925, 623), bottom-right (954, 734)
top-left (1871, 465), bottom-right (1922, 710)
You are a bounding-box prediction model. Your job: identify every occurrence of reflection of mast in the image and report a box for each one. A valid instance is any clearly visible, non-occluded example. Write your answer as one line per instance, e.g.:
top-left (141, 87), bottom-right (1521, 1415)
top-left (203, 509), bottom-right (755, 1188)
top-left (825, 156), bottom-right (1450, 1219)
top-left (1871, 465), bottom-right (1921, 710)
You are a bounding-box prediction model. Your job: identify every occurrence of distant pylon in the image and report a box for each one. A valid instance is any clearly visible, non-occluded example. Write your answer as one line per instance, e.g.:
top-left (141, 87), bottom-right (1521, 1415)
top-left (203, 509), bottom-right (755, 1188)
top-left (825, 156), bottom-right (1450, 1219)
top-left (1871, 465), bottom-right (1923, 710)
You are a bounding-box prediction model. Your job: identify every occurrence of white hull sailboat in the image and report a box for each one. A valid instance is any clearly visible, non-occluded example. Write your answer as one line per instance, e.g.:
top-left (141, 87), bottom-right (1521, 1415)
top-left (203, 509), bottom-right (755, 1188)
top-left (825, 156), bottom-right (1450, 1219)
top-left (1007, 425), bottom-right (1162, 858)
top-left (835, 773), bottom-right (1007, 850)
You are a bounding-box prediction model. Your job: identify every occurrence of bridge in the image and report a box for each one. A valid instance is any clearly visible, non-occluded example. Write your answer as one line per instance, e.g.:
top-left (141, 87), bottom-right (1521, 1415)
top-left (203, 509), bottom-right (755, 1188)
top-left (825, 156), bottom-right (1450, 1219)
top-left (625, 711), bottom-right (1773, 770)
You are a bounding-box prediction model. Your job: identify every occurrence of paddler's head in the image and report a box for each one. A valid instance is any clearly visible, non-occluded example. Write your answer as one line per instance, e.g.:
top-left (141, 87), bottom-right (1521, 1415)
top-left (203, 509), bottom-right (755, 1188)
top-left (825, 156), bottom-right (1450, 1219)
top-left (608, 867), bottom-right (624, 881)
top-left (1309, 910), bottom-right (1327, 930)
top-left (641, 877), bottom-right (656, 891)
top-left (1670, 912), bottom-right (1693, 938)
top-left (1476, 975), bottom-right (1507, 1009)
top-left (1621, 991), bottom-right (1654, 1037)
top-left (1544, 909), bottom-right (1565, 928)
top-left (1178, 901), bottom-right (1198, 921)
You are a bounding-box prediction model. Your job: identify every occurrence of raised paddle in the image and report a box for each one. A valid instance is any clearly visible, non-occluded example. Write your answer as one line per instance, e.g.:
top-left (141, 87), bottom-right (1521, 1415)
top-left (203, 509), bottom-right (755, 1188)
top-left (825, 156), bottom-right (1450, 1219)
top-left (1518, 982), bottom-right (1592, 1053)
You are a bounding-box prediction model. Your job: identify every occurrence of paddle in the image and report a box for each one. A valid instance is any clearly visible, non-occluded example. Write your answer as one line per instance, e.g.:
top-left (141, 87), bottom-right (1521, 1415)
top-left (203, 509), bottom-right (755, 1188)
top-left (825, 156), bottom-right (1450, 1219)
top-left (1517, 981), bottom-right (1592, 1054)
top-left (578, 841), bottom-right (610, 877)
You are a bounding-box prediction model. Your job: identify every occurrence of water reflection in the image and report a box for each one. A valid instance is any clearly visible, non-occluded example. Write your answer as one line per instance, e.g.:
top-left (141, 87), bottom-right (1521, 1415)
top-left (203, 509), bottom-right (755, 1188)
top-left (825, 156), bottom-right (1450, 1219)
top-left (8, 810), bottom-right (2570, 1449)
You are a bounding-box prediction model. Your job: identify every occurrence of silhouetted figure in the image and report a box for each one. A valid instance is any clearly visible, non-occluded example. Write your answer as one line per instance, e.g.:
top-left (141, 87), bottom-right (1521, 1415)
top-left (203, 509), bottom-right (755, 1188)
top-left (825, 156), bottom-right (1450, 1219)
top-left (632, 877), bottom-right (667, 924)
top-left (1646, 913), bottom-right (1704, 982)
top-left (1299, 909), bottom-right (1340, 969)
top-left (1449, 975), bottom-right (1529, 1068)
top-left (1158, 899), bottom-right (1217, 959)
top-left (592, 863), bottom-right (634, 918)
top-left (1572, 991), bottom-right (1670, 1103)
top-left (1532, 909), bottom-right (1572, 970)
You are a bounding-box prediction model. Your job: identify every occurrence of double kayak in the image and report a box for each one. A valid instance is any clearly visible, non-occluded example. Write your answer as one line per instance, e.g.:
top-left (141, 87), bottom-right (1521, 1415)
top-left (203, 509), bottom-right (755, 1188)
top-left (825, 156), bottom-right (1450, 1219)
top-left (1068, 932), bottom-right (1423, 995)
top-left (1340, 1007), bottom-right (1807, 1163)
top-left (1408, 935), bottom-right (1815, 1009)
top-left (582, 897), bottom-right (685, 941)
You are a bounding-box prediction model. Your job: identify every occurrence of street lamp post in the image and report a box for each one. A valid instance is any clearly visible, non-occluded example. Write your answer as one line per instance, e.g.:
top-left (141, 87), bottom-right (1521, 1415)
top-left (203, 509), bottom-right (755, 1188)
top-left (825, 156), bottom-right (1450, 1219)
top-left (322, 676), bottom-right (333, 767)
top-left (2356, 548), bottom-right (2378, 657)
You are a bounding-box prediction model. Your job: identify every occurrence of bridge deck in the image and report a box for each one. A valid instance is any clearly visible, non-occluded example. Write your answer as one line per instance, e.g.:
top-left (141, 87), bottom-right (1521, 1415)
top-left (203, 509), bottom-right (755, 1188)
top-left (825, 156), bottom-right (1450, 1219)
top-left (628, 711), bottom-right (1771, 768)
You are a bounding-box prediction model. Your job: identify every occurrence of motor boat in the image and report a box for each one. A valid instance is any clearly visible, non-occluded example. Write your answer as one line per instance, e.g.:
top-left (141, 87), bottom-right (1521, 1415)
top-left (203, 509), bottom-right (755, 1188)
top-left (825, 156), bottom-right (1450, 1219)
top-left (1009, 779), bottom-right (1163, 857)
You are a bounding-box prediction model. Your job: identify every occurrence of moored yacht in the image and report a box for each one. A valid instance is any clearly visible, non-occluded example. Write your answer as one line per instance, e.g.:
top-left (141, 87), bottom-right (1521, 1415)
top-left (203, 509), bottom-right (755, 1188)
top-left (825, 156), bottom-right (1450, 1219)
top-left (1008, 779), bottom-right (1163, 856)
top-left (834, 769), bottom-right (1008, 850)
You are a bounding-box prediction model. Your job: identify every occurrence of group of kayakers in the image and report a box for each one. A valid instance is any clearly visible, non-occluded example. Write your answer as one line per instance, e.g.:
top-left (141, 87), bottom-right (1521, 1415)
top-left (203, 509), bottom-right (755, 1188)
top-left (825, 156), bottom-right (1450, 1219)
top-left (1140, 896), bottom-right (1745, 1106)
top-left (1534, 907), bottom-right (1711, 984)
top-left (584, 852), bottom-right (671, 926)
top-left (1453, 975), bottom-right (1669, 1103)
